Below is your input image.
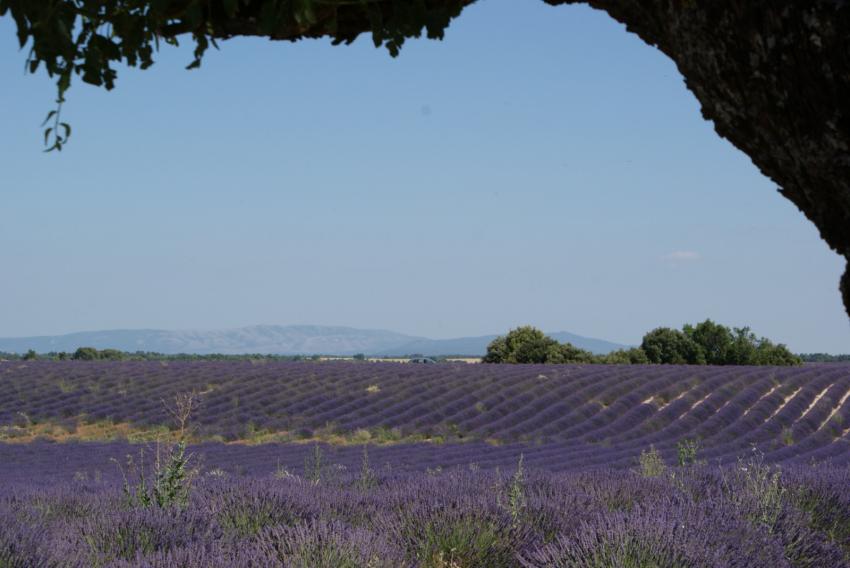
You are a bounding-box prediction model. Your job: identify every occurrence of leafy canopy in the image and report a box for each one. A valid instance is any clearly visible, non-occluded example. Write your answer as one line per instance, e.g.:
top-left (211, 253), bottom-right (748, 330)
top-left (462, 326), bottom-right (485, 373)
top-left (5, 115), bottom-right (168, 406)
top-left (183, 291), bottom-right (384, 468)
top-left (483, 326), bottom-right (597, 364)
top-left (641, 319), bottom-right (800, 366)
top-left (485, 321), bottom-right (800, 366)
top-left (72, 346), bottom-right (126, 360)
top-left (0, 0), bottom-right (470, 150)
top-left (641, 327), bottom-right (706, 365)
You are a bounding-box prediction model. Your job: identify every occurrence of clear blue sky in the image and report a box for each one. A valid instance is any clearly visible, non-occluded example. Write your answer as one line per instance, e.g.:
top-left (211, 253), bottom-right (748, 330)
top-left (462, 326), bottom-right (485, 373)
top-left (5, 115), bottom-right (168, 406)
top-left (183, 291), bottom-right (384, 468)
top-left (1, 0), bottom-right (848, 353)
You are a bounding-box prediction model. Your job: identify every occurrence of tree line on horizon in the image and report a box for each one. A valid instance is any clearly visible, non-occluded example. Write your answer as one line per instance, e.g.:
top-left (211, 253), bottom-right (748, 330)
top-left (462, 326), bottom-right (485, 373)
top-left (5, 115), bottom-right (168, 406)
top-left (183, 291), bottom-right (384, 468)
top-left (0, 325), bottom-right (842, 365)
top-left (3, 348), bottom-right (315, 362)
top-left (483, 321), bottom-right (802, 366)
top-left (1, 348), bottom-right (459, 363)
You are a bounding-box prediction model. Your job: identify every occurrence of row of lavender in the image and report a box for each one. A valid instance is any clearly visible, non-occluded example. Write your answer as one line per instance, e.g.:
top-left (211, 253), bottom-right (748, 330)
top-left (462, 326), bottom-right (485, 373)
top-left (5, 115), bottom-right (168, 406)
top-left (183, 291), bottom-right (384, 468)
top-left (2, 434), bottom-right (850, 487)
top-left (2, 458), bottom-right (849, 567)
top-left (2, 361), bottom-right (850, 464)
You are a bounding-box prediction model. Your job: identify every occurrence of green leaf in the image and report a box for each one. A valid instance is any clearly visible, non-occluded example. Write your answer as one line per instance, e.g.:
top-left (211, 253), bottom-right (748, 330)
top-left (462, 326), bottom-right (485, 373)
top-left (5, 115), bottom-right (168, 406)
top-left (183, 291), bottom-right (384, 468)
top-left (43, 127), bottom-right (53, 146)
top-left (294, 0), bottom-right (317, 27)
top-left (57, 73), bottom-right (71, 97)
top-left (56, 20), bottom-right (72, 43)
top-left (363, 1), bottom-right (384, 47)
top-left (41, 110), bottom-right (57, 127)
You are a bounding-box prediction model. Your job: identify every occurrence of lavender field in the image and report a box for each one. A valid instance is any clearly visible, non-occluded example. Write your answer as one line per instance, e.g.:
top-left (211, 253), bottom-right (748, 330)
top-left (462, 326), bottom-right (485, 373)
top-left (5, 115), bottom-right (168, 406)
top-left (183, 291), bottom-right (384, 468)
top-left (2, 458), bottom-right (850, 567)
top-left (2, 361), bottom-right (850, 566)
top-left (2, 361), bottom-right (850, 467)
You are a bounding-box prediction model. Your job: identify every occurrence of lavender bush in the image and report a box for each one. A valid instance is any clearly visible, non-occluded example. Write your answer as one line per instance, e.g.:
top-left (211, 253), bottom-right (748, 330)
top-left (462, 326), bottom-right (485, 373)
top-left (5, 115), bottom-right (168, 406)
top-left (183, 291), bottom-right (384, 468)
top-left (1, 460), bottom-right (849, 567)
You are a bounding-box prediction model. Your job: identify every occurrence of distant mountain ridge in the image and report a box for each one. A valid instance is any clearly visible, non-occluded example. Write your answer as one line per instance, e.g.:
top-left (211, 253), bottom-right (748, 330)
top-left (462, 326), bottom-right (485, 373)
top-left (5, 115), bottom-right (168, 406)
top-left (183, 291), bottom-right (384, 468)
top-left (0, 325), bottom-right (629, 356)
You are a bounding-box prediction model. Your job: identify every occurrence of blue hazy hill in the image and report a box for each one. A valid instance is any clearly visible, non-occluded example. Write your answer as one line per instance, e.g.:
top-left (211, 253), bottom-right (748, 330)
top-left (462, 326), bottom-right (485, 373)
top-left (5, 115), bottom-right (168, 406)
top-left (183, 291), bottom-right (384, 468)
top-left (0, 325), bottom-right (629, 357)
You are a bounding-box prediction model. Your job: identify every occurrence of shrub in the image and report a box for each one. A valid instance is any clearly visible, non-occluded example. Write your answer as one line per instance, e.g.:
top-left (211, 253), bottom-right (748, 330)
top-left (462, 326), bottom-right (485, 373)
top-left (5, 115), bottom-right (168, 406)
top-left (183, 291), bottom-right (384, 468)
top-left (250, 520), bottom-right (403, 568)
top-left (495, 454), bottom-right (527, 527)
top-left (484, 327), bottom-right (595, 364)
top-left (641, 328), bottom-right (706, 365)
top-left (305, 444), bottom-right (324, 484)
top-left (215, 488), bottom-right (300, 539)
top-left (484, 327), bottom-right (559, 364)
top-left (72, 347), bottom-right (100, 361)
top-left (518, 499), bottom-right (788, 568)
top-left (638, 445), bottom-right (666, 478)
top-left (789, 470), bottom-right (850, 556)
top-left (357, 446), bottom-right (377, 491)
top-left (112, 392), bottom-right (200, 509)
top-left (676, 438), bottom-right (702, 467)
top-left (0, 511), bottom-right (61, 567)
top-left (721, 448), bottom-right (787, 532)
top-left (77, 507), bottom-right (215, 565)
top-left (415, 517), bottom-right (510, 568)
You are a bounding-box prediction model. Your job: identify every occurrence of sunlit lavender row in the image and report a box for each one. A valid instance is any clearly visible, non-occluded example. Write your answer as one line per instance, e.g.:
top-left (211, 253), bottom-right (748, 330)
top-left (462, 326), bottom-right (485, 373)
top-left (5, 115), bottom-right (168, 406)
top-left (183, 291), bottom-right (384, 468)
top-left (2, 361), bottom-right (850, 467)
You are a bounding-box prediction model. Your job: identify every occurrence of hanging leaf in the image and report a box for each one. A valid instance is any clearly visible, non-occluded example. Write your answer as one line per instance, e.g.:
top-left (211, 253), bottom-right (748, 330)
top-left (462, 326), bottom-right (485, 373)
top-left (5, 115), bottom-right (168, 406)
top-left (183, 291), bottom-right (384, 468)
top-left (3, 0), bottom-right (473, 151)
top-left (41, 110), bottom-right (57, 127)
top-left (362, 0), bottom-right (384, 48)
